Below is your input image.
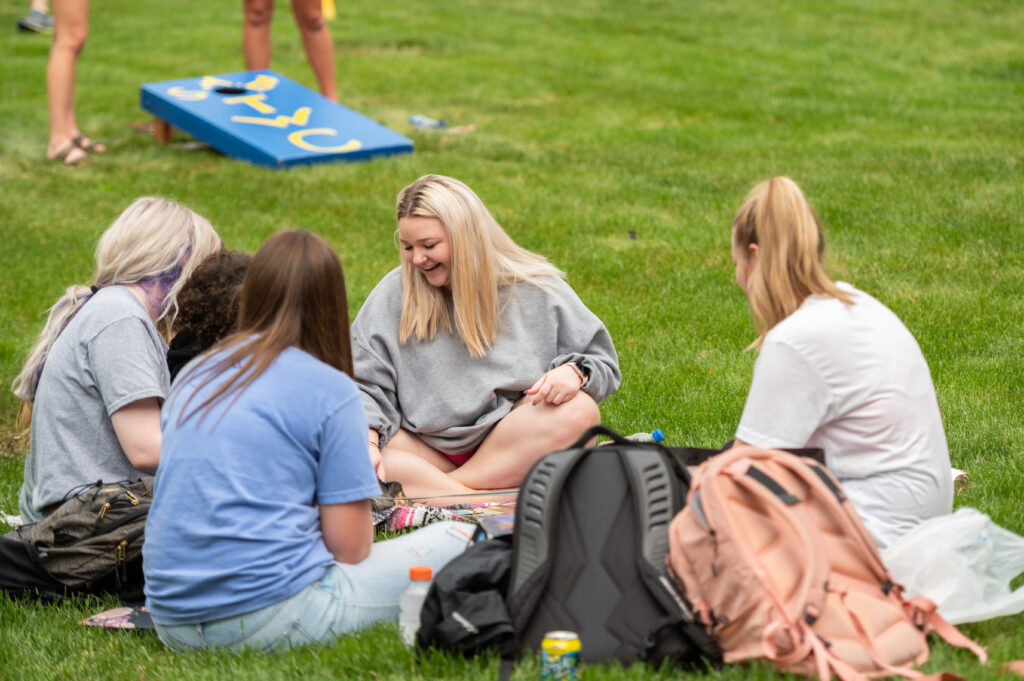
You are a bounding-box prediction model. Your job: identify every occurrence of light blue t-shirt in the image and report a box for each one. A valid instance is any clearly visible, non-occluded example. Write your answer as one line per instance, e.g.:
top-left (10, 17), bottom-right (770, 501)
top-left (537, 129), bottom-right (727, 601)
top-left (143, 345), bottom-right (379, 626)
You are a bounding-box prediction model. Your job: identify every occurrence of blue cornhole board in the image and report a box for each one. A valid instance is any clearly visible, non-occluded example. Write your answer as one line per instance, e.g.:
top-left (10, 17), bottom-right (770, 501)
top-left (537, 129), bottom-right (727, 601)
top-left (140, 69), bottom-right (412, 167)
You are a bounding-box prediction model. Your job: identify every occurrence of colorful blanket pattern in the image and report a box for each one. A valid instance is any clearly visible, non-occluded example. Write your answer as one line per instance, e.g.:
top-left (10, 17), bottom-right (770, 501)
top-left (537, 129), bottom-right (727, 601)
top-left (81, 603), bottom-right (154, 630)
top-left (371, 502), bottom-right (516, 533)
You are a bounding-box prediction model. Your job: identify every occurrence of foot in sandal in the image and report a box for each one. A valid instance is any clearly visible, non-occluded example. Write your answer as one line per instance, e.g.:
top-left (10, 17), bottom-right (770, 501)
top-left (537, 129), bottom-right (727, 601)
top-left (73, 135), bottom-right (106, 153)
top-left (47, 143), bottom-right (88, 166)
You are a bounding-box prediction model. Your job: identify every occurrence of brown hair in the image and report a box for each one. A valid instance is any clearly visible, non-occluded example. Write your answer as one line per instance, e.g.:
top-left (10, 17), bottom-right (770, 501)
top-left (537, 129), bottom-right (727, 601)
top-left (175, 230), bottom-right (352, 424)
top-left (732, 177), bottom-right (852, 349)
top-left (172, 250), bottom-right (252, 348)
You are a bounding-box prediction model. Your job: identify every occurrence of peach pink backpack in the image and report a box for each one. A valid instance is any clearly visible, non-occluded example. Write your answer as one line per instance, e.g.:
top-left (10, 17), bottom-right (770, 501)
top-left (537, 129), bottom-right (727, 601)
top-left (667, 446), bottom-right (987, 681)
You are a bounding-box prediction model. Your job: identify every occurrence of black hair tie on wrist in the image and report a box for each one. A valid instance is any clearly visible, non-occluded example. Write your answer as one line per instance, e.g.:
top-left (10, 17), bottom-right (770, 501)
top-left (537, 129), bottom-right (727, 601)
top-left (90, 285), bottom-right (99, 294)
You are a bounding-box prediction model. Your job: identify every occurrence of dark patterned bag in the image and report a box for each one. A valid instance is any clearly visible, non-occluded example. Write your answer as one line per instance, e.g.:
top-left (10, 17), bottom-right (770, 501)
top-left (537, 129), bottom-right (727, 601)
top-left (2, 477), bottom-right (152, 600)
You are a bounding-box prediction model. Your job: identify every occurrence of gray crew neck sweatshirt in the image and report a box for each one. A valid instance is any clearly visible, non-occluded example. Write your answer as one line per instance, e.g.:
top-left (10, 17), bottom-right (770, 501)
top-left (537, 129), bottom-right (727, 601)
top-left (352, 268), bottom-right (620, 454)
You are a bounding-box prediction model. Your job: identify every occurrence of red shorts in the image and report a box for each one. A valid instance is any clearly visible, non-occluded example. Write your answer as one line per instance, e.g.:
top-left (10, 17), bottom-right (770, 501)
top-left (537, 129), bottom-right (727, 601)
top-left (441, 450), bottom-right (476, 467)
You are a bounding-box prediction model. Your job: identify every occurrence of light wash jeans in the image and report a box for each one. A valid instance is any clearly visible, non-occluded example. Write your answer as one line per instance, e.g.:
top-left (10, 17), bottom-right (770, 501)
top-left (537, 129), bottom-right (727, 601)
top-left (154, 521), bottom-right (473, 652)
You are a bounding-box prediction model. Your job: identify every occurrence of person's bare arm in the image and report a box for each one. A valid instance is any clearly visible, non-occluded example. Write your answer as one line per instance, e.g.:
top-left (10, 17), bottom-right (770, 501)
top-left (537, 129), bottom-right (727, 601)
top-left (368, 428), bottom-right (386, 480)
top-left (110, 397), bottom-right (162, 472)
top-left (319, 500), bottom-right (373, 564)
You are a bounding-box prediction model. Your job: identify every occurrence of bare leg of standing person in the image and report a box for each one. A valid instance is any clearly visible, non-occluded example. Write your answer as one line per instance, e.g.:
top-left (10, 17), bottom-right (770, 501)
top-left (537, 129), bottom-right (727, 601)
top-left (290, 0), bottom-right (337, 101)
top-left (46, 0), bottom-right (89, 164)
top-left (242, 0), bottom-right (274, 70)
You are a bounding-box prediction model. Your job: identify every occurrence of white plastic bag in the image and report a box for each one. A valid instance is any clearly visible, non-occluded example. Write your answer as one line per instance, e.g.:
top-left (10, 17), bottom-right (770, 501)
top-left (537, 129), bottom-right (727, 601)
top-left (881, 507), bottom-right (1024, 624)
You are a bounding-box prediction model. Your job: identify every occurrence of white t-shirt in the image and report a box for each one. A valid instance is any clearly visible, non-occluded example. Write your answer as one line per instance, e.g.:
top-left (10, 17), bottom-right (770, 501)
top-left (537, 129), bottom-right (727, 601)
top-left (736, 282), bottom-right (953, 548)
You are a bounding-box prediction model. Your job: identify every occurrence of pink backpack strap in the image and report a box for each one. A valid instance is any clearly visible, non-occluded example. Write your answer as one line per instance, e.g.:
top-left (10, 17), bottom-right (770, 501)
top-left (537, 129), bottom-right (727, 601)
top-left (729, 460), bottom-right (831, 604)
top-left (907, 596), bottom-right (988, 664)
top-left (840, 589), bottom-right (930, 678)
top-left (809, 633), bottom-right (874, 681)
top-left (725, 460), bottom-right (832, 647)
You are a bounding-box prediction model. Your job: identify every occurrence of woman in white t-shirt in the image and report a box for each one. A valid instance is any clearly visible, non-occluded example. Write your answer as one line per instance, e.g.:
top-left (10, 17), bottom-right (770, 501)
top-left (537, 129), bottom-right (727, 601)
top-left (729, 177), bottom-right (953, 548)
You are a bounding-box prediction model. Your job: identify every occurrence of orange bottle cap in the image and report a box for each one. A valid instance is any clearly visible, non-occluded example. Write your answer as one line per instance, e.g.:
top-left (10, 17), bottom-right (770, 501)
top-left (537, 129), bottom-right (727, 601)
top-left (409, 565), bottom-right (432, 580)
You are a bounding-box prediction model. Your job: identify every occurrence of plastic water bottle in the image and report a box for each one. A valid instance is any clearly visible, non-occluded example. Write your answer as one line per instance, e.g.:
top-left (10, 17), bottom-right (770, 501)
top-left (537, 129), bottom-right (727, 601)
top-left (399, 565), bottom-right (433, 646)
top-left (627, 428), bottom-right (666, 443)
top-left (409, 115), bottom-right (447, 130)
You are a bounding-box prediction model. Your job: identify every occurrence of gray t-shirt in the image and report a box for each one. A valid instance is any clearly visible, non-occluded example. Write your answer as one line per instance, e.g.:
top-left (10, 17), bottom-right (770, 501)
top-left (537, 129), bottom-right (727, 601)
top-left (352, 268), bottom-right (621, 454)
top-left (19, 286), bottom-right (170, 522)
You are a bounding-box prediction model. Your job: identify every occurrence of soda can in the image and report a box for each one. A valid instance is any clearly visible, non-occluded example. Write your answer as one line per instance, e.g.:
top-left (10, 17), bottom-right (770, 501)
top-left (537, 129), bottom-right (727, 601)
top-left (541, 630), bottom-right (582, 681)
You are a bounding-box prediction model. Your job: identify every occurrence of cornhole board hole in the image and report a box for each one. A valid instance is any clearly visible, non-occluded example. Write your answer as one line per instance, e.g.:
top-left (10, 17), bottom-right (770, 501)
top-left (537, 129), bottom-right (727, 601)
top-left (140, 69), bottom-right (412, 167)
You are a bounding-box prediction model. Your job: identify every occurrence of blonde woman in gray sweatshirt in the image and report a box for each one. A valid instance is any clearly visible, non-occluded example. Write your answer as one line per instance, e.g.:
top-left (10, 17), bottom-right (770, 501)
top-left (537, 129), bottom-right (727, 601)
top-left (352, 175), bottom-right (621, 499)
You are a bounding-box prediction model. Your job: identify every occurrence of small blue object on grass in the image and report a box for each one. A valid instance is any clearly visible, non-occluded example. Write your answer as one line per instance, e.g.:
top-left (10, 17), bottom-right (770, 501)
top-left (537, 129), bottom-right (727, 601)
top-left (140, 69), bottom-right (413, 167)
top-left (627, 429), bottom-right (666, 443)
top-left (409, 115), bottom-right (447, 130)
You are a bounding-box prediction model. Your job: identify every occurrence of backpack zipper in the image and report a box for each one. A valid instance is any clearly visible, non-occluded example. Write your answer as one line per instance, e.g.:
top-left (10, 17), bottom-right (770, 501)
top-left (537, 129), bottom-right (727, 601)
top-left (657, 574), bottom-right (695, 620)
top-left (115, 526), bottom-right (146, 565)
top-left (95, 493), bottom-right (139, 520)
top-left (690, 491), bottom-right (719, 574)
top-left (56, 507), bottom-right (149, 548)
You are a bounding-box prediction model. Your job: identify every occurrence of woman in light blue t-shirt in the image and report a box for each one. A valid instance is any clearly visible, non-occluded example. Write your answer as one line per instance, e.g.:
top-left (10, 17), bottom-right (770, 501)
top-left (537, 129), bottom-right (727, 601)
top-left (143, 230), bottom-right (471, 652)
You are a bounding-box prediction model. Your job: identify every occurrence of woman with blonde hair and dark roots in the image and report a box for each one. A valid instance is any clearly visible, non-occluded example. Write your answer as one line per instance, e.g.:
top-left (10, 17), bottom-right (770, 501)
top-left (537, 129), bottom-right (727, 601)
top-left (352, 174), bottom-right (621, 499)
top-left (730, 176), bottom-right (953, 548)
top-left (13, 197), bottom-right (221, 522)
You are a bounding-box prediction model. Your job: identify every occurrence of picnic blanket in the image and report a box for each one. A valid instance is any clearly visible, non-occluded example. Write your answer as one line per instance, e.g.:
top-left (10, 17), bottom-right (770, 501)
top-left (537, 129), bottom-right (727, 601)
top-left (371, 501), bottom-right (516, 533)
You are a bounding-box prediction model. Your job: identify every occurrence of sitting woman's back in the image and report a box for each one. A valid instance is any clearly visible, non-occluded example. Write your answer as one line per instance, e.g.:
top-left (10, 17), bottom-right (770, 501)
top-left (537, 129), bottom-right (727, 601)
top-left (14, 197), bottom-right (221, 522)
top-left (143, 230), bottom-right (470, 652)
top-left (729, 177), bottom-right (952, 548)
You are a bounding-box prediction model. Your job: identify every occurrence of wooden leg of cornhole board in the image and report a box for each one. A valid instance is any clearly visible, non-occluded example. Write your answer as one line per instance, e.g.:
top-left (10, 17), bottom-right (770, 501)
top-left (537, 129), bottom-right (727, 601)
top-left (153, 117), bottom-right (172, 144)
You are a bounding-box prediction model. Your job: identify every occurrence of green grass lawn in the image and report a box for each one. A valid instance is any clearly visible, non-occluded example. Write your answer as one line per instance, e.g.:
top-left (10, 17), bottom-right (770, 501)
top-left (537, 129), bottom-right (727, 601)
top-left (2, 0), bottom-right (1023, 678)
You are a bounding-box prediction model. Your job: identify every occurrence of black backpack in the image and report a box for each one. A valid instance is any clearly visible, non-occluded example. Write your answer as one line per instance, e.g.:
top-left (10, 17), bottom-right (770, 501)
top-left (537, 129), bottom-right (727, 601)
top-left (505, 425), bottom-right (721, 668)
top-left (418, 426), bottom-right (721, 672)
top-left (0, 478), bottom-right (152, 601)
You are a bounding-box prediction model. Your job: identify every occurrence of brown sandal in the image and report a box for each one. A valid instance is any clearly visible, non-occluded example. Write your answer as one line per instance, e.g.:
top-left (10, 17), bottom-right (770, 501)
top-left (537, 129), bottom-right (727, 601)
top-left (48, 143), bottom-right (87, 166)
top-left (72, 135), bottom-right (106, 153)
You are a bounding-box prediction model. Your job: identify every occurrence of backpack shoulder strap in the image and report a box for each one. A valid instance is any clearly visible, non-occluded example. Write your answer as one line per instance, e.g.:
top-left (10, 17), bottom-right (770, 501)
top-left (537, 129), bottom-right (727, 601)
top-left (616, 446), bottom-right (686, 598)
top-left (617, 446), bottom-right (682, 573)
top-left (506, 446), bottom-right (587, 626)
top-left (711, 450), bottom-right (832, 626)
top-left (907, 596), bottom-right (988, 664)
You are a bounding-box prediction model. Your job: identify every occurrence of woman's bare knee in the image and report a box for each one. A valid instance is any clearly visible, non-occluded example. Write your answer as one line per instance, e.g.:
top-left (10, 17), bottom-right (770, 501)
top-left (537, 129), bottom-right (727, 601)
top-left (244, 0), bottom-right (273, 28)
top-left (291, 0), bottom-right (326, 32)
top-left (557, 393), bottom-right (601, 441)
top-left (56, 29), bottom-right (88, 55)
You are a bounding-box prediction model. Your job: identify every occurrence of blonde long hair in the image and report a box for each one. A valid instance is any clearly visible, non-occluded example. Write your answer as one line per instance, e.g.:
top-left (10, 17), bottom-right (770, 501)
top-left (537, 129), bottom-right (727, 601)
top-left (12, 197), bottom-right (221, 403)
top-left (395, 175), bottom-right (564, 357)
top-left (732, 177), bottom-right (852, 350)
